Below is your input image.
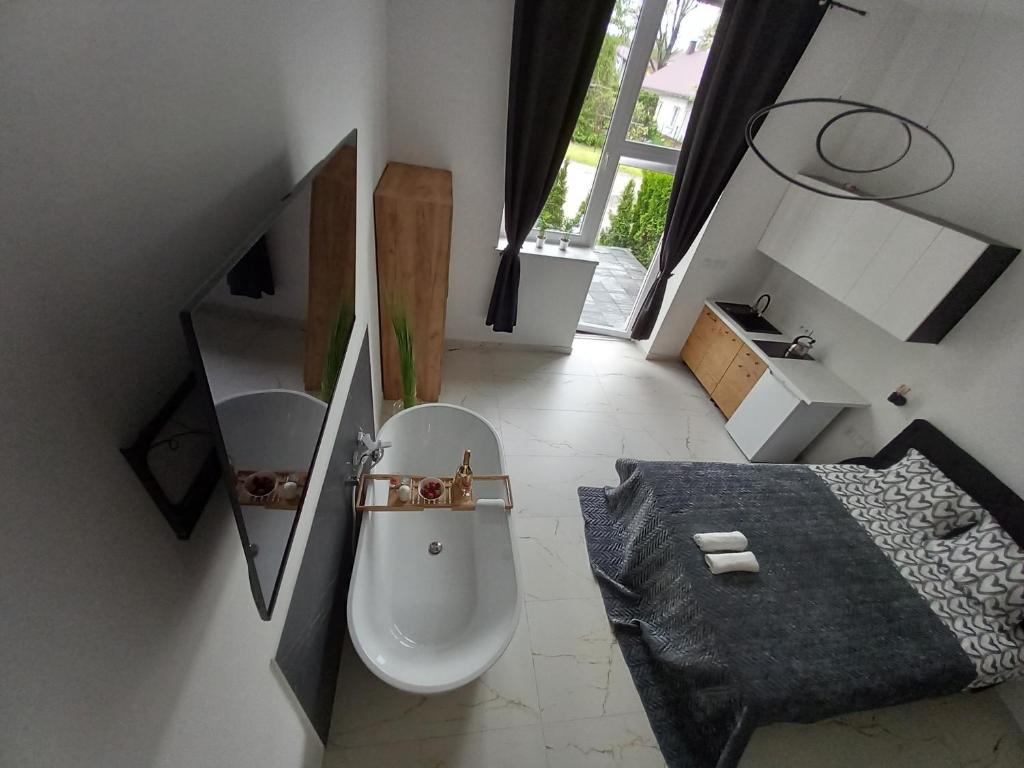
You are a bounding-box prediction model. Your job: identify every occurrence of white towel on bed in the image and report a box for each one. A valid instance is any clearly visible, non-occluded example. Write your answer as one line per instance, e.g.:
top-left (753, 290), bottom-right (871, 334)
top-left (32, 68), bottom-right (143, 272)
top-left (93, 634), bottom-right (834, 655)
top-left (705, 552), bottom-right (760, 574)
top-left (693, 531), bottom-right (748, 552)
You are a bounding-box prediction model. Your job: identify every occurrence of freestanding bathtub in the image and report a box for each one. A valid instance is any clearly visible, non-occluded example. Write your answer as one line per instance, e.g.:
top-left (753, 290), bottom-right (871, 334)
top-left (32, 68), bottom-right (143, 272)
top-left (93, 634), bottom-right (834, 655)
top-left (347, 404), bottom-right (520, 694)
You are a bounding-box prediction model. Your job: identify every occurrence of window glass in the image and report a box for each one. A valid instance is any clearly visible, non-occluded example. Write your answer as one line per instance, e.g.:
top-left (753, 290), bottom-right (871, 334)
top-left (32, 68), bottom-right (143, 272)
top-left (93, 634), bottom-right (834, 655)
top-left (627, 1), bottom-right (720, 148)
top-left (597, 164), bottom-right (673, 270)
top-left (579, 163), bottom-right (673, 332)
top-left (534, 1), bottom-right (722, 244)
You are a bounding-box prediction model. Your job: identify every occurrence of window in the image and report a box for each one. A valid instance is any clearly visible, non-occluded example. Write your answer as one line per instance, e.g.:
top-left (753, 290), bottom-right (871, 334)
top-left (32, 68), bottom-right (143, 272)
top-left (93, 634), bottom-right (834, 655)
top-left (535, 0), bottom-right (721, 333)
top-left (536, 0), bottom-right (720, 247)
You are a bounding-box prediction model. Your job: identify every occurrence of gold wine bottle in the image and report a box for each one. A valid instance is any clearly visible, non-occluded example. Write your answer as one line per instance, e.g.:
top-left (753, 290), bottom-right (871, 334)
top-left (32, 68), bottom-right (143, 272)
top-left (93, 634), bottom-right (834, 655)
top-left (452, 449), bottom-right (473, 504)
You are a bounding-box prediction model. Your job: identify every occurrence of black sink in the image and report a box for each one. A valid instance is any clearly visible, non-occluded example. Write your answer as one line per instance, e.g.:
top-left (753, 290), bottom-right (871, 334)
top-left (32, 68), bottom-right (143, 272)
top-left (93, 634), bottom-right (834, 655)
top-left (753, 339), bottom-right (814, 361)
top-left (715, 302), bottom-right (782, 335)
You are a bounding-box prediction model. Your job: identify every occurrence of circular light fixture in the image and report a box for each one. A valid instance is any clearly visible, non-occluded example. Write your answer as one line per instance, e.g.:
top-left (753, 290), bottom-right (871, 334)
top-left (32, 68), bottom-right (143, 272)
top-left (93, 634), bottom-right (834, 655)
top-left (745, 97), bottom-right (955, 201)
top-left (815, 107), bottom-right (912, 174)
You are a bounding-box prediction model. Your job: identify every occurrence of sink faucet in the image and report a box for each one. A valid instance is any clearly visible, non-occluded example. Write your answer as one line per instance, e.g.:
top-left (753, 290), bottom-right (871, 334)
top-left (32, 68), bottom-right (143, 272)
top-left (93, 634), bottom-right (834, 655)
top-left (353, 430), bottom-right (391, 475)
top-left (753, 293), bottom-right (771, 316)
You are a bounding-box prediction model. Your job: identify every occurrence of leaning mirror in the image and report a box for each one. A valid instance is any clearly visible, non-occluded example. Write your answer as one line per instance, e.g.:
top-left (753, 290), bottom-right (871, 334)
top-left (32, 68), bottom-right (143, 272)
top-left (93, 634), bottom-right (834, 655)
top-left (181, 130), bottom-right (357, 619)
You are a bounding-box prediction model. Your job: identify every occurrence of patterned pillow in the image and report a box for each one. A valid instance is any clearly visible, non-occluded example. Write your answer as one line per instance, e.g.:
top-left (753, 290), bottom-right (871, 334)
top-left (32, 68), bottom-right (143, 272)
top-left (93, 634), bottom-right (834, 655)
top-left (929, 515), bottom-right (1024, 627)
top-left (877, 449), bottom-right (985, 537)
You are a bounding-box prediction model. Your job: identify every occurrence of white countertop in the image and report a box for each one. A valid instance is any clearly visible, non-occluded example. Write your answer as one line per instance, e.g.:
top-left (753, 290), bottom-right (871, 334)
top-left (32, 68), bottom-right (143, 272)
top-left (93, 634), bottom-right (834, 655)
top-left (706, 300), bottom-right (869, 408)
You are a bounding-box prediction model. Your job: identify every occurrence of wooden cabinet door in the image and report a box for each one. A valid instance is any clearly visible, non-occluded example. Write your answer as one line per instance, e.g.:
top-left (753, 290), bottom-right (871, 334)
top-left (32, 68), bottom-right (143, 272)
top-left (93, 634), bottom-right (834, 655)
top-left (693, 324), bottom-right (742, 393)
top-left (680, 308), bottom-right (717, 372)
top-left (712, 345), bottom-right (768, 418)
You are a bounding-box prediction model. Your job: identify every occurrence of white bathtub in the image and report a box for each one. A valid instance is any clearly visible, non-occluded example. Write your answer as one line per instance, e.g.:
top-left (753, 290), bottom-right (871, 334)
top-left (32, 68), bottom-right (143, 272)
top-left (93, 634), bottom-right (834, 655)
top-left (347, 404), bottom-right (520, 694)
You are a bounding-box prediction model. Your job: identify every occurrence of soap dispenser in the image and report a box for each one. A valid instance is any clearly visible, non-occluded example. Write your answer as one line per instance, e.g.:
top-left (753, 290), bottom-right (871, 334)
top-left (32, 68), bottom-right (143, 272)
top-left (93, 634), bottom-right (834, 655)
top-left (451, 450), bottom-right (473, 505)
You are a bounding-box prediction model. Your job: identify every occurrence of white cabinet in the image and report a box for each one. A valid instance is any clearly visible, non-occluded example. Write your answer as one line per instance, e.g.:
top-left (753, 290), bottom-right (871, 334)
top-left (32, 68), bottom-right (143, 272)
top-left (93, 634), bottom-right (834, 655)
top-left (757, 175), bottom-right (1017, 343)
top-left (871, 228), bottom-right (985, 340)
top-left (813, 202), bottom-right (902, 300)
top-left (844, 216), bottom-right (942, 318)
top-left (725, 372), bottom-right (844, 463)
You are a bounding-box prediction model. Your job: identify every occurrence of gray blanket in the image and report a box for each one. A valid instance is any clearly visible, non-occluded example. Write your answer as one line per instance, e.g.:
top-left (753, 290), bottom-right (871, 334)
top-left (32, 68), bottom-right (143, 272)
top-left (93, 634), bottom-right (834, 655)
top-left (578, 459), bottom-right (976, 768)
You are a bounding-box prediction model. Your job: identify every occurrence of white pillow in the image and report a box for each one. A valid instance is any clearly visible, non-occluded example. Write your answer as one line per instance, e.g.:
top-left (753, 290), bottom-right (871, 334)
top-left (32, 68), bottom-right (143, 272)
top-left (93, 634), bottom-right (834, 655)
top-left (877, 449), bottom-right (985, 537)
top-left (929, 515), bottom-right (1024, 627)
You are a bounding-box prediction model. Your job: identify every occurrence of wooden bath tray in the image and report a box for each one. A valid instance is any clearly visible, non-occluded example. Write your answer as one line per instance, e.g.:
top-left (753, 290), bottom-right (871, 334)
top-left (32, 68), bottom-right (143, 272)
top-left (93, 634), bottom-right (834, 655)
top-left (234, 470), bottom-right (308, 510)
top-left (354, 473), bottom-right (513, 513)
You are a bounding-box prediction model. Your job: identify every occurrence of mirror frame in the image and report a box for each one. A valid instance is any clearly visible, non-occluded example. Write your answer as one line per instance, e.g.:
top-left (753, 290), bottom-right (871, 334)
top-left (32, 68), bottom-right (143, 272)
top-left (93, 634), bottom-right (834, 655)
top-left (179, 129), bottom-right (357, 620)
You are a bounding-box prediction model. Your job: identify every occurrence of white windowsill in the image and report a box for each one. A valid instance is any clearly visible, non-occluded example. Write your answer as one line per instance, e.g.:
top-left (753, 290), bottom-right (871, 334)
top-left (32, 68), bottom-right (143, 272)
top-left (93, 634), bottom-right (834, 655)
top-left (496, 238), bottom-right (600, 265)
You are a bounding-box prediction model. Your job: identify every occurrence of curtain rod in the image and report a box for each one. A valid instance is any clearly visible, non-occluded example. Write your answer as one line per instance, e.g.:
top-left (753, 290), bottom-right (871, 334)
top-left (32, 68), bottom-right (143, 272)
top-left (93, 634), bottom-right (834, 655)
top-left (819, 0), bottom-right (868, 16)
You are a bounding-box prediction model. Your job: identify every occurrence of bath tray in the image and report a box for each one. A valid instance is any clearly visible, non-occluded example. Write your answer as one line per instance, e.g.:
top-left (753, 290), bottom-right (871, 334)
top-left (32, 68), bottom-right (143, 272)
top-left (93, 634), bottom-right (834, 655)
top-left (354, 474), bottom-right (513, 512)
top-left (234, 469), bottom-right (308, 510)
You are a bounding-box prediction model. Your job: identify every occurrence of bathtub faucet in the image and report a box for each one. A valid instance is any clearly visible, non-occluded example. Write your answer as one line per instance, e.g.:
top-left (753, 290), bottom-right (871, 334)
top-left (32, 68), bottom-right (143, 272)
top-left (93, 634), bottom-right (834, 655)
top-left (353, 430), bottom-right (391, 475)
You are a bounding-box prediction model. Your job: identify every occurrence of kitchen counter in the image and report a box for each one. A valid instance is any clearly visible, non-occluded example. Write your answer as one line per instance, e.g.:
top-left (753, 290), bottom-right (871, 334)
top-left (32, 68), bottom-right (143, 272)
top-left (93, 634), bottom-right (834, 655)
top-left (706, 300), bottom-right (869, 409)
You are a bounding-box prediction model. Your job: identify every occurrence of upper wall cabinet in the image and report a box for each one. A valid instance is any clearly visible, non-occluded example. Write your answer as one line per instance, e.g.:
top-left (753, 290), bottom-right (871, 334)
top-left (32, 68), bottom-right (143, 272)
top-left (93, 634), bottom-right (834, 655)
top-left (757, 175), bottom-right (1019, 343)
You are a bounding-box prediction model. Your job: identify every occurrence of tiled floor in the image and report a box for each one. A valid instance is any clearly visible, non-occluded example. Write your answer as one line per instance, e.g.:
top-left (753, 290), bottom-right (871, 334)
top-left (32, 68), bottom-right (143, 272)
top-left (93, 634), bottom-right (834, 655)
top-left (579, 246), bottom-right (648, 331)
top-left (324, 336), bottom-right (1024, 768)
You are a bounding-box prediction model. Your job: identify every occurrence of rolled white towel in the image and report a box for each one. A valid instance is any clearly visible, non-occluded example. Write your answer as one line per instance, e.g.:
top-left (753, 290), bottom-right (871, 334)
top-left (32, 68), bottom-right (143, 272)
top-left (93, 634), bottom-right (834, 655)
top-left (693, 531), bottom-right (748, 552)
top-left (705, 552), bottom-right (760, 574)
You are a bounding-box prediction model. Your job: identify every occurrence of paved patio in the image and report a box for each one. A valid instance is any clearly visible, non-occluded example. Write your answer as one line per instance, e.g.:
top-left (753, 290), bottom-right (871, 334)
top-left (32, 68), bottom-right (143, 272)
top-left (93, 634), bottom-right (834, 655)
top-left (579, 245), bottom-right (648, 331)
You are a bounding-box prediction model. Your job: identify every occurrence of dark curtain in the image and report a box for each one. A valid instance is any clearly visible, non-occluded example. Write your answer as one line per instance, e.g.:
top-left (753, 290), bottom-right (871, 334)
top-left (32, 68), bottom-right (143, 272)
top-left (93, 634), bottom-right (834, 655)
top-left (227, 235), bottom-right (275, 299)
top-left (630, 0), bottom-right (826, 340)
top-left (486, 0), bottom-right (615, 333)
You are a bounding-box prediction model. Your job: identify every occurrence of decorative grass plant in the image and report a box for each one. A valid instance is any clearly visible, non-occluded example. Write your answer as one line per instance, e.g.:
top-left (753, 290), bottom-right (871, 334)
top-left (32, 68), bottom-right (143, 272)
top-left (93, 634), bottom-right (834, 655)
top-left (391, 303), bottom-right (417, 409)
top-left (319, 299), bottom-right (355, 403)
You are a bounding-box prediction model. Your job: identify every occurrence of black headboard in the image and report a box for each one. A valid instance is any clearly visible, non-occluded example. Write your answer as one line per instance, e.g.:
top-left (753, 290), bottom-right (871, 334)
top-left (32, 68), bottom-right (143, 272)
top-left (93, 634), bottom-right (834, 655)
top-left (851, 419), bottom-right (1024, 548)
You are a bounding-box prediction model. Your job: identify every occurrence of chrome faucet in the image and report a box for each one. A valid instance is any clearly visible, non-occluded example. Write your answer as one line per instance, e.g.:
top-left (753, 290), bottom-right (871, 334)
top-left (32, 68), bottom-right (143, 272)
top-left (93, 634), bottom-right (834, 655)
top-left (353, 430), bottom-right (391, 475)
top-left (753, 293), bottom-right (771, 316)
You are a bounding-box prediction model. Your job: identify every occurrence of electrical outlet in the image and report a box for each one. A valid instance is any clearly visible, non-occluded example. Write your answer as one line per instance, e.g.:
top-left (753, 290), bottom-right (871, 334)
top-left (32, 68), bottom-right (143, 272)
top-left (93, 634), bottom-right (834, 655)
top-left (842, 424), bottom-right (871, 452)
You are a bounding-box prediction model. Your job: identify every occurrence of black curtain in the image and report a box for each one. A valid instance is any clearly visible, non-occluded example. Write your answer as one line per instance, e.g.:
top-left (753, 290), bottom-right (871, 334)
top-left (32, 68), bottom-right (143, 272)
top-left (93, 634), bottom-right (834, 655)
top-left (227, 235), bottom-right (275, 299)
top-left (486, 0), bottom-right (615, 333)
top-left (630, 0), bottom-right (826, 340)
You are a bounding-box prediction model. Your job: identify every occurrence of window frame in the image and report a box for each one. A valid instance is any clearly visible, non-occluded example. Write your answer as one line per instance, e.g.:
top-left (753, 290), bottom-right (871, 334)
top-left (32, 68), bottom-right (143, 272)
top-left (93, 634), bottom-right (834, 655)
top-left (535, 0), bottom-right (680, 247)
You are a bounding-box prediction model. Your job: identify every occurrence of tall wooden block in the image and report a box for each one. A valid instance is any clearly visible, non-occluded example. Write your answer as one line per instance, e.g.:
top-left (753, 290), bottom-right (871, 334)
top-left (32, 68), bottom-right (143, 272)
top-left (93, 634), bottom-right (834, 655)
top-left (305, 144), bottom-right (357, 391)
top-left (374, 162), bottom-right (453, 402)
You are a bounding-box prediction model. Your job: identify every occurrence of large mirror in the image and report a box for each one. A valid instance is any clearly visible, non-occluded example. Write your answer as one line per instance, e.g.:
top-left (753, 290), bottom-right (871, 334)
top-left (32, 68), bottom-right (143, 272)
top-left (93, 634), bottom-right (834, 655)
top-left (182, 131), bottom-right (357, 619)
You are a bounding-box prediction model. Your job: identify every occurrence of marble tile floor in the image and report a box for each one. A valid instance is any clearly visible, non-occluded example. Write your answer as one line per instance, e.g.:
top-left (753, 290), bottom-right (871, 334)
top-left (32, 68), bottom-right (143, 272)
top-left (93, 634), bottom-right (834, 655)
top-left (323, 336), bottom-right (1024, 768)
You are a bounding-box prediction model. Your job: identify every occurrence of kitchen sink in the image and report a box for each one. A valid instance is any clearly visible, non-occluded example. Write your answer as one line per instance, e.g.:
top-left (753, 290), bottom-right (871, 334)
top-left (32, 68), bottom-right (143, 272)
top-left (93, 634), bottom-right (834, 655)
top-left (714, 302), bottom-right (783, 335)
top-left (753, 339), bottom-right (815, 361)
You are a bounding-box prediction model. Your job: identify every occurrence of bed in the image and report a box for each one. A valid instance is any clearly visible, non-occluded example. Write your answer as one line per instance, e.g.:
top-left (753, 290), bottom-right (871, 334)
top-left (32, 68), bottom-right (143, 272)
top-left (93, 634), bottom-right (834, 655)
top-left (578, 419), bottom-right (1024, 768)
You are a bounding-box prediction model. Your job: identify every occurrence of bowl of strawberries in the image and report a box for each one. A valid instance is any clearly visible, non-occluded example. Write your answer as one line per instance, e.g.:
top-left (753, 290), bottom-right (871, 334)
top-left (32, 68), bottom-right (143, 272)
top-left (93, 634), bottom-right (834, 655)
top-left (417, 476), bottom-right (445, 504)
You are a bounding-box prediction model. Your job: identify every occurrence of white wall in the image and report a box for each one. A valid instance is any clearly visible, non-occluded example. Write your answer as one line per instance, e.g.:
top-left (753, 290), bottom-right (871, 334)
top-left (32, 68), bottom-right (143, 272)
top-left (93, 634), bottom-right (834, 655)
top-left (0, 2), bottom-right (387, 766)
top-left (506, 250), bottom-right (597, 350)
top-left (385, 0), bottom-right (517, 344)
top-left (205, 185), bottom-right (314, 324)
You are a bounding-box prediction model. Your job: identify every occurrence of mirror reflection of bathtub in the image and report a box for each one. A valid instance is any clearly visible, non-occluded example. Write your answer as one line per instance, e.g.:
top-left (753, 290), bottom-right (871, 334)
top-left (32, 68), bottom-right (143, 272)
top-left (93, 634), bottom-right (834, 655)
top-left (347, 404), bottom-right (521, 694)
top-left (216, 389), bottom-right (327, 604)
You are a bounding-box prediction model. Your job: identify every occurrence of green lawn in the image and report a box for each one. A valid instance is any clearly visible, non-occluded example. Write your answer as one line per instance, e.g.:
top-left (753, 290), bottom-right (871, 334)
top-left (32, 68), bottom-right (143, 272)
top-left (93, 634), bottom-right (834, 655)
top-left (565, 141), bottom-right (641, 177)
top-left (565, 141), bottom-right (602, 166)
